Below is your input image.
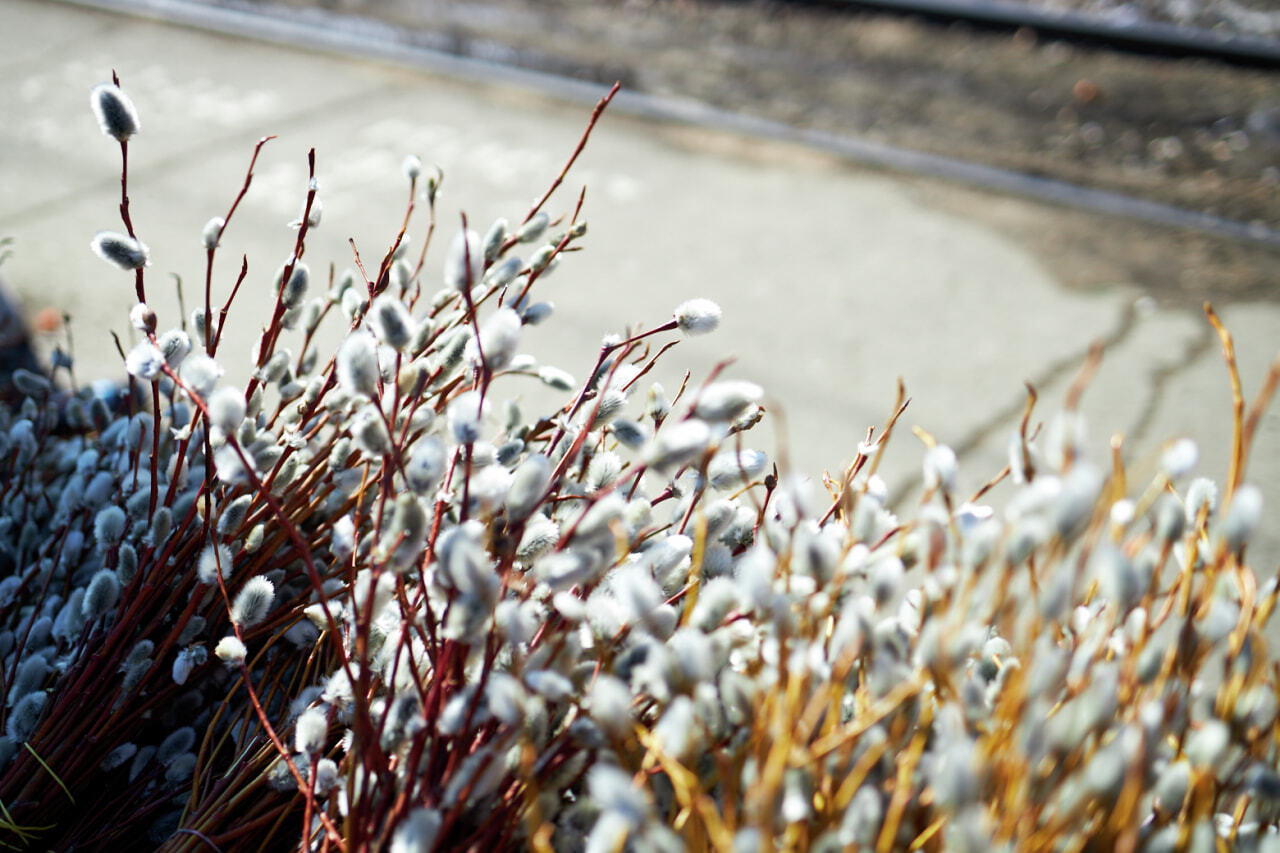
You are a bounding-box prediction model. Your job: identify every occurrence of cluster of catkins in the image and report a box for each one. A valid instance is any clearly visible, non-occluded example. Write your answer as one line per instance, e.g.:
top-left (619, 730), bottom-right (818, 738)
top-left (0, 78), bottom-right (1278, 853)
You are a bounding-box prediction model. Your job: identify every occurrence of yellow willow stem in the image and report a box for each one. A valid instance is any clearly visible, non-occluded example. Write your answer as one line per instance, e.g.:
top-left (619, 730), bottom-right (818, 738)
top-left (876, 725), bottom-right (929, 853)
top-left (1204, 303), bottom-right (1244, 502)
top-left (812, 676), bottom-right (924, 758)
top-left (22, 744), bottom-right (73, 804)
top-left (634, 725), bottom-right (734, 852)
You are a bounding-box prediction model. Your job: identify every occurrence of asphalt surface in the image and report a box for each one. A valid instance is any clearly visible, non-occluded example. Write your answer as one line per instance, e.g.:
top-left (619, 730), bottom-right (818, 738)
top-left (2, 0), bottom-right (1279, 565)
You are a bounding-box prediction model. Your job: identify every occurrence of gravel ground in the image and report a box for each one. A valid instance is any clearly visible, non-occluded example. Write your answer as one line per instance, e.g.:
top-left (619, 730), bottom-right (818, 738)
top-left (208, 0), bottom-right (1280, 302)
top-left (1016, 0), bottom-right (1280, 36)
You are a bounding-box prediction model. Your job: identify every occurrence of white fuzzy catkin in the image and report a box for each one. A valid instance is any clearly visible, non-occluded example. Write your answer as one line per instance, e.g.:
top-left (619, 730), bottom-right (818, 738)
top-left (341, 287), bottom-right (367, 320)
top-left (93, 505), bottom-right (127, 547)
top-left (202, 216), bottom-right (225, 249)
top-left (101, 743), bottom-right (137, 772)
top-left (92, 231), bottom-right (150, 271)
top-left (467, 307), bottom-right (522, 372)
top-left (157, 329), bottom-right (191, 368)
top-left (518, 514), bottom-right (559, 561)
top-left (587, 676), bottom-right (635, 739)
top-left (8, 656), bottom-right (49, 706)
top-left (644, 418), bottom-right (712, 473)
top-left (369, 294), bottom-right (414, 350)
top-left (116, 544), bottom-right (139, 585)
top-left (653, 695), bottom-right (697, 760)
top-left (313, 758), bottom-right (340, 796)
top-left (217, 495), bottom-right (253, 539)
top-left (294, 707), bottom-right (328, 755)
top-left (516, 212), bottom-right (549, 243)
top-left (646, 383), bottom-right (671, 421)
top-left (257, 350), bottom-right (291, 385)
top-left (214, 443), bottom-right (255, 486)
top-left (443, 228), bottom-right (482, 292)
top-left (198, 543), bottom-right (233, 585)
top-left (90, 83), bottom-right (140, 141)
top-left (588, 389), bottom-right (628, 427)
top-left (11, 369), bottom-right (50, 400)
top-left (1184, 479), bottom-right (1217, 533)
top-left (82, 569), bottom-right (121, 618)
top-left (508, 354), bottom-right (537, 374)
top-left (610, 418), bottom-right (648, 449)
top-left (125, 342), bottom-right (165, 381)
top-left (289, 197), bottom-right (322, 229)
top-left (521, 300), bottom-right (554, 326)
top-left (172, 647), bottom-right (200, 686)
top-left (207, 387), bottom-right (246, 435)
top-left (382, 493), bottom-right (428, 570)
top-left (1160, 438), bottom-right (1198, 478)
top-left (588, 451), bottom-right (623, 492)
top-left (506, 454), bottom-right (552, 521)
top-left (923, 444), bottom-right (958, 493)
top-left (693, 380), bottom-right (762, 422)
top-left (390, 808), bottom-right (442, 853)
top-left (482, 217), bottom-right (508, 262)
top-left (707, 449), bottom-right (768, 490)
top-left (281, 263), bottom-right (310, 309)
top-left (405, 437), bottom-right (446, 495)
top-left (149, 506), bottom-right (174, 548)
top-left (351, 404), bottom-right (393, 457)
top-left (448, 391), bottom-right (486, 444)
top-left (485, 255), bottom-right (523, 289)
top-left (214, 635), bottom-right (246, 664)
top-left (157, 727), bottom-right (196, 765)
top-left (528, 245), bottom-right (556, 274)
top-left (537, 366), bottom-right (575, 391)
top-left (128, 303), bottom-right (154, 335)
top-left (337, 332), bottom-right (380, 399)
top-left (674, 298), bottom-right (721, 335)
top-left (180, 354), bottom-right (223, 397)
top-left (231, 576), bottom-right (275, 628)
top-left (7, 692), bottom-right (46, 742)
top-left (1221, 484), bottom-right (1263, 552)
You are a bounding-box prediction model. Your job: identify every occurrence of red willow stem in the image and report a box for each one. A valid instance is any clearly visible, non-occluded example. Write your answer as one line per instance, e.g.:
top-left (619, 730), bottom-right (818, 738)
top-left (509, 229), bottom-right (574, 311)
top-left (210, 257), bottom-right (249, 357)
top-left (233, 659), bottom-right (347, 851)
top-left (409, 172), bottom-right (440, 284)
top-left (159, 365), bottom-right (358, 711)
top-left (545, 322), bottom-right (676, 460)
top-left (108, 74), bottom-right (145, 304)
top-left (454, 212), bottom-right (494, 524)
top-left (147, 381), bottom-right (161, 518)
top-left (373, 170), bottom-right (419, 293)
top-left (205, 135), bottom-right (275, 354)
top-left (244, 148), bottom-right (318, 402)
top-left (521, 82), bottom-right (619, 229)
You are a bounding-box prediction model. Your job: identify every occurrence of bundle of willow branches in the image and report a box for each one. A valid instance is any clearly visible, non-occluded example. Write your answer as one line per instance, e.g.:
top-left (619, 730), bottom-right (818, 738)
top-left (0, 75), bottom-right (1276, 853)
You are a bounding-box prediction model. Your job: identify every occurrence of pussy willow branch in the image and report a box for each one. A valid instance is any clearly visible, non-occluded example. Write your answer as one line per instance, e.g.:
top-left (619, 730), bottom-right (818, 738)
top-left (244, 149), bottom-right (318, 403)
top-left (374, 168), bottom-right (420, 293)
top-left (158, 365), bottom-right (359, 715)
top-left (110, 71), bottom-right (145, 305)
top-left (517, 82), bottom-right (619, 231)
top-left (409, 172), bottom-right (441, 285)
top-left (204, 135), bottom-right (275, 355)
top-left (545, 320), bottom-right (678, 459)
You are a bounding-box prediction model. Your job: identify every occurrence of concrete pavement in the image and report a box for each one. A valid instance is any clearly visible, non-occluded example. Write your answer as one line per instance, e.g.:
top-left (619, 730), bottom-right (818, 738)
top-left (2, 0), bottom-right (1278, 564)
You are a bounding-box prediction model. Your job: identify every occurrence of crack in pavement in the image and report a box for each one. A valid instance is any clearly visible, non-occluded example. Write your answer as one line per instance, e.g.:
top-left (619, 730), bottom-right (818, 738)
top-left (886, 297), bottom-right (1140, 506)
top-left (1123, 319), bottom-right (1217, 450)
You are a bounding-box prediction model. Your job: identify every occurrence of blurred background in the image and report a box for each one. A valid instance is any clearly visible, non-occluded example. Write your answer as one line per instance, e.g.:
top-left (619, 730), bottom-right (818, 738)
top-left (2, 0), bottom-right (1278, 560)
top-left (213, 0), bottom-right (1280, 251)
